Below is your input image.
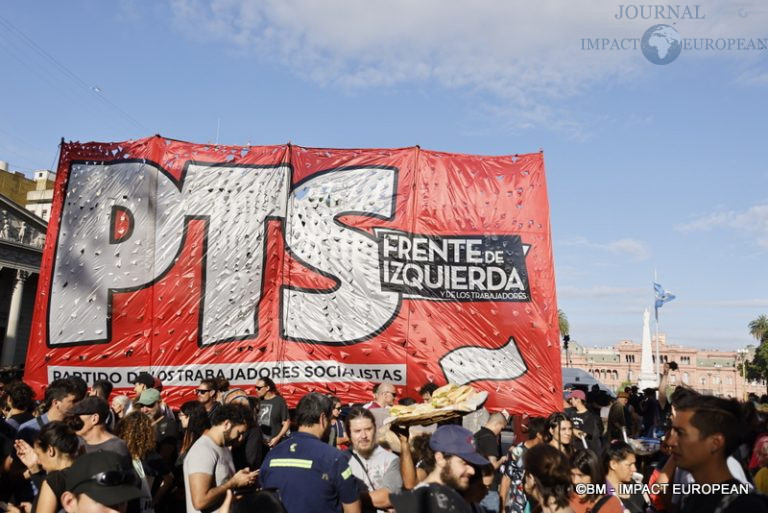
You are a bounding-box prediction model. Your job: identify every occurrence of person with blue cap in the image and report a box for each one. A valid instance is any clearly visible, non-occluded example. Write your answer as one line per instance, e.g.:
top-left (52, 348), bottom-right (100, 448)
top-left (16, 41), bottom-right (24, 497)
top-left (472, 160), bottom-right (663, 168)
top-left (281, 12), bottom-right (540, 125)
top-left (391, 424), bottom-right (490, 513)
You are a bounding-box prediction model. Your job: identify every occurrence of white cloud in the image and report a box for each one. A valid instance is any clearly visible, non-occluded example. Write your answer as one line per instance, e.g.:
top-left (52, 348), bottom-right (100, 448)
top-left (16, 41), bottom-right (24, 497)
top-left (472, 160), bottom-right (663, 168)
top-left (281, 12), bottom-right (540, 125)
top-left (165, 0), bottom-right (768, 134)
top-left (560, 236), bottom-right (651, 260)
top-left (558, 285), bottom-right (646, 299)
top-left (677, 204), bottom-right (768, 248)
top-left (160, 1), bottom-right (632, 133)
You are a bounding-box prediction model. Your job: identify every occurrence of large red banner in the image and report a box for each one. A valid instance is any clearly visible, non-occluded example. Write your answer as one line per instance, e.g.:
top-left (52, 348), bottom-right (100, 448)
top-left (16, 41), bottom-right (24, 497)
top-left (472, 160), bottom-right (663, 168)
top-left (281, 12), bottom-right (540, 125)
top-left (24, 136), bottom-right (561, 414)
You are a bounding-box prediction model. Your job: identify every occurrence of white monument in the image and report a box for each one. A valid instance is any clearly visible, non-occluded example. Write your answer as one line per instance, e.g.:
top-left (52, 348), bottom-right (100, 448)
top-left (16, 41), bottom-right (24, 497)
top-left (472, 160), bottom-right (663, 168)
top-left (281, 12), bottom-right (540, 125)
top-left (637, 308), bottom-right (659, 389)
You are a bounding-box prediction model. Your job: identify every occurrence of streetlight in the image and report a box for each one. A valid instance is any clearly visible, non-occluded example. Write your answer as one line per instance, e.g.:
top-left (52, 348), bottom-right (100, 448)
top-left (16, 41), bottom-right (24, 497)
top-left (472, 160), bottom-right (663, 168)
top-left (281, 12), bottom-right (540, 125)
top-left (737, 348), bottom-right (748, 401)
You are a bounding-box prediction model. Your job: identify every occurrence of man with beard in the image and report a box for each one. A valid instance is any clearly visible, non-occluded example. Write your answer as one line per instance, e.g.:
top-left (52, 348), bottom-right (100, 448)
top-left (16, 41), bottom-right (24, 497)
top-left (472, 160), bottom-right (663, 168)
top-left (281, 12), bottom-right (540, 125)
top-left (345, 406), bottom-right (402, 512)
top-left (138, 388), bottom-right (179, 468)
top-left (184, 403), bottom-right (259, 513)
top-left (261, 392), bottom-right (361, 513)
top-left (391, 425), bottom-right (490, 513)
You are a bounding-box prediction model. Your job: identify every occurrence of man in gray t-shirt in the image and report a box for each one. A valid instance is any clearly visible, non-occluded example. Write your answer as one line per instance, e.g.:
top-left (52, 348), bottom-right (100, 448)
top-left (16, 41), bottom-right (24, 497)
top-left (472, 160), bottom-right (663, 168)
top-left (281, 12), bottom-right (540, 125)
top-left (72, 397), bottom-right (131, 460)
top-left (183, 404), bottom-right (258, 513)
top-left (346, 407), bottom-right (402, 512)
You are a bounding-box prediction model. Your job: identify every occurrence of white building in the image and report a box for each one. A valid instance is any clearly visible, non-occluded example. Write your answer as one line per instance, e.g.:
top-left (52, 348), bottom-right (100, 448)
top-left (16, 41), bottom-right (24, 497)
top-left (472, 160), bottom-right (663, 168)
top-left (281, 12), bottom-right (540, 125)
top-left (25, 170), bottom-right (55, 221)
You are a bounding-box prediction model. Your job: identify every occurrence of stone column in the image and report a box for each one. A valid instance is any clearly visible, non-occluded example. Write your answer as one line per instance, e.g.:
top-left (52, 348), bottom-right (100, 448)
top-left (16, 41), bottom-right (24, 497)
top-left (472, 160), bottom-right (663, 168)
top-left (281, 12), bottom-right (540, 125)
top-left (1, 270), bottom-right (29, 366)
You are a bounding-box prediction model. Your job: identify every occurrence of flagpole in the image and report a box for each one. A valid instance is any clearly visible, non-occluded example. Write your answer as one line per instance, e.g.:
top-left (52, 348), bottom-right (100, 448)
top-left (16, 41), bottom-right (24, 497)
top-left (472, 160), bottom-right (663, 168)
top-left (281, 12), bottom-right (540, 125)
top-left (654, 270), bottom-right (660, 383)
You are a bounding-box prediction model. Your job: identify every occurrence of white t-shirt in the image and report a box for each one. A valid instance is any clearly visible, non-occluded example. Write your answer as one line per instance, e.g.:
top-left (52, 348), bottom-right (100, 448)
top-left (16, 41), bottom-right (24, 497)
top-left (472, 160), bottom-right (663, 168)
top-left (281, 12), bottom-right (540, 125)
top-left (349, 446), bottom-right (403, 513)
top-left (183, 434), bottom-right (236, 513)
top-left (132, 458), bottom-right (156, 513)
top-left (349, 446), bottom-right (402, 493)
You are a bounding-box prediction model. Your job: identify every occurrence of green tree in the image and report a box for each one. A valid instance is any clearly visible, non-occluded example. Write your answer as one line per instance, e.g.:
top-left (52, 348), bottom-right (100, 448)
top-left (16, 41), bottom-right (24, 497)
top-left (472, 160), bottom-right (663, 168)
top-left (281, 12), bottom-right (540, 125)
top-left (749, 315), bottom-right (768, 343)
top-left (745, 315), bottom-right (768, 393)
top-left (558, 309), bottom-right (570, 337)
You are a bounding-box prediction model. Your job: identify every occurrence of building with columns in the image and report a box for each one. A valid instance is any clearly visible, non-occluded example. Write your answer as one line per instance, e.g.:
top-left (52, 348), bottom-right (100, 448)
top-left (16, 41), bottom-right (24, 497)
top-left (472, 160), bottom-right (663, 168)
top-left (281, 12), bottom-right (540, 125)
top-left (0, 194), bottom-right (46, 367)
top-left (562, 335), bottom-right (765, 398)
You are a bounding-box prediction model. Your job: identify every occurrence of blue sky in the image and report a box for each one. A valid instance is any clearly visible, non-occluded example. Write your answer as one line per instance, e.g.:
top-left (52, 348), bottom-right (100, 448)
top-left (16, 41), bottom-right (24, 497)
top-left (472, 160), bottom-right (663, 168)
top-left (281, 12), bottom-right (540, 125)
top-left (1, 1), bottom-right (766, 351)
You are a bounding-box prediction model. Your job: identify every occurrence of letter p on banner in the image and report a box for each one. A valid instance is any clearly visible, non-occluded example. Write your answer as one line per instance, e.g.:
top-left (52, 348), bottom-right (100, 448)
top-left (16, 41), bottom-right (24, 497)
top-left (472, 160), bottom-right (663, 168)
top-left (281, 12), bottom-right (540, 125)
top-left (25, 137), bottom-right (561, 415)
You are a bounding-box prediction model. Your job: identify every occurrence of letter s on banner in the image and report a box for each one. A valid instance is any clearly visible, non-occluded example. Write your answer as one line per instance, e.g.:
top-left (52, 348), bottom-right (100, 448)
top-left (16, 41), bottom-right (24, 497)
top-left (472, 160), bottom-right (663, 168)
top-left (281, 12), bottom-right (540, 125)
top-left (282, 167), bottom-right (399, 344)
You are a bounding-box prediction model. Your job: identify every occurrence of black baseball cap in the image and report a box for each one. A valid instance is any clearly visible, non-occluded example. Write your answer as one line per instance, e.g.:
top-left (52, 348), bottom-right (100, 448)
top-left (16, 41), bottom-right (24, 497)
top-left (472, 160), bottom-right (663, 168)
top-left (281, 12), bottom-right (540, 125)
top-left (131, 372), bottom-right (155, 388)
top-left (65, 451), bottom-right (142, 506)
top-left (69, 397), bottom-right (110, 424)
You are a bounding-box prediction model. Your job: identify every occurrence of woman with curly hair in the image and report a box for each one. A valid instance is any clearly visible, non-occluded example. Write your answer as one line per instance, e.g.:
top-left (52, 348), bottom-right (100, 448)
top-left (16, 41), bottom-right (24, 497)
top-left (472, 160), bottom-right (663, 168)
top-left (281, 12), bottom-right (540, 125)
top-left (118, 411), bottom-right (173, 513)
top-left (523, 443), bottom-right (574, 513)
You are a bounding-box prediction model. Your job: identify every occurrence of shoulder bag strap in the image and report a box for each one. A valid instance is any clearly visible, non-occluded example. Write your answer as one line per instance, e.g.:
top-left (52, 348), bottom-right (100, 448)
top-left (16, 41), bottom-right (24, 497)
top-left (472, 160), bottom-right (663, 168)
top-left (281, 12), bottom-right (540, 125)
top-left (349, 450), bottom-right (376, 491)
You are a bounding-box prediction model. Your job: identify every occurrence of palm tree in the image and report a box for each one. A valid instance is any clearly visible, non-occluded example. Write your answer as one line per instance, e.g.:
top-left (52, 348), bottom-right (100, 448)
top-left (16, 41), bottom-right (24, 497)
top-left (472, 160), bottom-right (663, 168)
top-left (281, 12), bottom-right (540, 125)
top-left (749, 315), bottom-right (768, 344)
top-left (747, 315), bottom-right (768, 394)
top-left (558, 309), bottom-right (569, 337)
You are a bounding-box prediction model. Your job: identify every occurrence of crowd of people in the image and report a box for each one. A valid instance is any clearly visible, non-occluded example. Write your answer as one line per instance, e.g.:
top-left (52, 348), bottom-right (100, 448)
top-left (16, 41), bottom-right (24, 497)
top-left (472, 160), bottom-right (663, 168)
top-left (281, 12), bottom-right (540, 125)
top-left (1, 363), bottom-right (768, 513)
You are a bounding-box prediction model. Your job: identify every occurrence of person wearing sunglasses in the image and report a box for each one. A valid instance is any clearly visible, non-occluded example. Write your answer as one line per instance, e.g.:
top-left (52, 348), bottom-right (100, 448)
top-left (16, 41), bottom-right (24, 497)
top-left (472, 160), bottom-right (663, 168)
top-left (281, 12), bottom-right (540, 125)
top-left (69, 397), bottom-right (130, 460)
top-left (196, 379), bottom-right (220, 419)
top-left (328, 396), bottom-right (349, 449)
top-left (61, 450), bottom-right (143, 513)
top-left (255, 378), bottom-right (290, 450)
top-left (137, 388), bottom-right (179, 469)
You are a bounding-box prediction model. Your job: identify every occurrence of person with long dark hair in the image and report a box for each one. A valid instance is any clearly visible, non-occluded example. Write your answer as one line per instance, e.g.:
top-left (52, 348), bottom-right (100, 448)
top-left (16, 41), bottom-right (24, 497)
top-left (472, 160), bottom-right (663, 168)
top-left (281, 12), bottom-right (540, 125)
top-left (544, 413), bottom-right (573, 457)
top-left (178, 400), bottom-right (211, 460)
top-left (166, 401), bottom-right (210, 511)
top-left (523, 444), bottom-right (573, 513)
top-left (569, 449), bottom-right (622, 513)
top-left (255, 377), bottom-right (290, 449)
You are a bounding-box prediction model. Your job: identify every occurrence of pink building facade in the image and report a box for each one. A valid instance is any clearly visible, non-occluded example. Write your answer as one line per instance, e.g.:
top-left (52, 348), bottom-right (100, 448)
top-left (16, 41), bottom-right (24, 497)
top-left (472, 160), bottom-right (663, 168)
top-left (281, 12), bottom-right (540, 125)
top-left (562, 335), bottom-right (765, 399)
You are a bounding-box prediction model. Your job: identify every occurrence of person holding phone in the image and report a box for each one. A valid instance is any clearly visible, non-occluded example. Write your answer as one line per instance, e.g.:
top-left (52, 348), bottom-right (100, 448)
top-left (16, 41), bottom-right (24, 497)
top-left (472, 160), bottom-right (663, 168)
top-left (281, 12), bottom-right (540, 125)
top-left (184, 404), bottom-right (259, 513)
